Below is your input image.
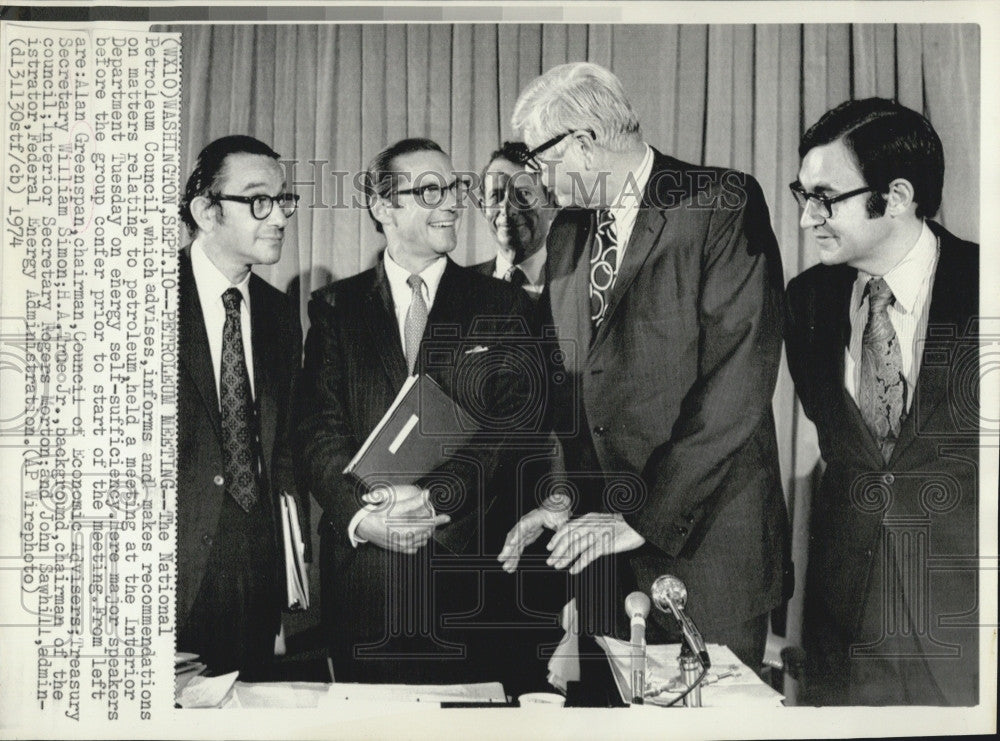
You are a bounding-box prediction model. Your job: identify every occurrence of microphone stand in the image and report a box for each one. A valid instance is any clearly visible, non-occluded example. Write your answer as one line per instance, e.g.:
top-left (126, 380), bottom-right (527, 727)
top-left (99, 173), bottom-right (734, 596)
top-left (678, 643), bottom-right (703, 708)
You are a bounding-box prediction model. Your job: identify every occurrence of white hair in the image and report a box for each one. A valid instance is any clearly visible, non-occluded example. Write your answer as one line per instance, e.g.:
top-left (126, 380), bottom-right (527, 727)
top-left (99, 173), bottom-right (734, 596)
top-left (511, 62), bottom-right (642, 153)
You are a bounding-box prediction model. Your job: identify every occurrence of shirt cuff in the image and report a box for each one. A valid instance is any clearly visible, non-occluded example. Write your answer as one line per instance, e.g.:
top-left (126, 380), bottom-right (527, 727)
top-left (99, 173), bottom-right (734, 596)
top-left (347, 506), bottom-right (376, 548)
top-left (346, 494), bottom-right (437, 548)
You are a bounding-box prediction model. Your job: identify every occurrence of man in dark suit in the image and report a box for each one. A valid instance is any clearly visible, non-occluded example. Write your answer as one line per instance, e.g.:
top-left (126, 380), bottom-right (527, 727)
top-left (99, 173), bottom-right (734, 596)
top-left (296, 138), bottom-right (546, 686)
top-left (471, 141), bottom-right (556, 301)
top-left (499, 62), bottom-right (790, 681)
top-left (176, 135), bottom-right (306, 678)
top-left (785, 98), bottom-right (979, 705)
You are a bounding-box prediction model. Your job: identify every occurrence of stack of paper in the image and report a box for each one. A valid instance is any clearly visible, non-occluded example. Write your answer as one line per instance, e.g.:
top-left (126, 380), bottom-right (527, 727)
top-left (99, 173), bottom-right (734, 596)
top-left (594, 637), bottom-right (785, 707)
top-left (176, 669), bottom-right (239, 708)
top-left (174, 652), bottom-right (206, 699)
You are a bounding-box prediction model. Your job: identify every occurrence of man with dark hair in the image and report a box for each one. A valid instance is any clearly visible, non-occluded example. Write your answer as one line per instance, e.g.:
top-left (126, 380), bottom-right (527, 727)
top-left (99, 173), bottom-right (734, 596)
top-left (177, 134), bottom-right (306, 677)
top-left (297, 137), bottom-right (546, 686)
top-left (785, 98), bottom-right (979, 705)
top-left (471, 142), bottom-right (556, 301)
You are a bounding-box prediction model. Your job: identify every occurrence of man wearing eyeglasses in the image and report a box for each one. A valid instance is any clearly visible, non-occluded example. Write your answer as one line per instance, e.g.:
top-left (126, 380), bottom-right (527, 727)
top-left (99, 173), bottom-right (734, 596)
top-left (176, 135), bottom-right (306, 678)
top-left (297, 137), bottom-right (546, 686)
top-left (785, 98), bottom-right (979, 706)
top-left (472, 141), bottom-right (556, 302)
top-left (499, 62), bottom-right (789, 695)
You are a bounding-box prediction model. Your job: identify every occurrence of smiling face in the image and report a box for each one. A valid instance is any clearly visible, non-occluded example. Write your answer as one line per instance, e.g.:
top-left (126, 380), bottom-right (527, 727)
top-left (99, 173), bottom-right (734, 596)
top-left (481, 157), bottom-right (552, 263)
top-left (197, 152), bottom-right (288, 280)
top-left (797, 138), bottom-right (893, 272)
top-left (378, 149), bottom-right (461, 266)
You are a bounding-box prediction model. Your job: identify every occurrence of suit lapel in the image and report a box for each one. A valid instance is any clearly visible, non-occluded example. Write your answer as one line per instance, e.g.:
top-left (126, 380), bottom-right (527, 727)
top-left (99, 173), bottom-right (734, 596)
top-left (890, 229), bottom-right (968, 464)
top-left (179, 250), bottom-right (222, 442)
top-left (823, 266), bottom-right (886, 467)
top-left (424, 259), bottom-right (464, 339)
top-left (365, 255), bottom-right (409, 389)
top-left (590, 152), bottom-right (681, 352)
top-left (249, 276), bottom-right (278, 473)
top-left (547, 210), bottom-right (592, 369)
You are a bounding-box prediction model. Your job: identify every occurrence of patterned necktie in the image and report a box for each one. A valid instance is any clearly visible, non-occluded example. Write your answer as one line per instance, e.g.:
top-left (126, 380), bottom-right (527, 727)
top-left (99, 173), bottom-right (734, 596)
top-left (589, 209), bottom-right (618, 327)
top-left (504, 264), bottom-right (528, 289)
top-left (858, 277), bottom-right (906, 462)
top-left (220, 287), bottom-right (259, 512)
top-left (404, 274), bottom-right (428, 374)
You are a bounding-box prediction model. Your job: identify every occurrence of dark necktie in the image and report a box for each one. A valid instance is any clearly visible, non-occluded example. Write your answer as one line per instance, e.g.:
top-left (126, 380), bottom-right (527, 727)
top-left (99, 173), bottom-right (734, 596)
top-left (858, 277), bottom-right (906, 462)
top-left (504, 264), bottom-right (528, 289)
top-left (589, 209), bottom-right (618, 327)
top-left (220, 287), bottom-right (259, 512)
top-left (404, 274), bottom-right (428, 374)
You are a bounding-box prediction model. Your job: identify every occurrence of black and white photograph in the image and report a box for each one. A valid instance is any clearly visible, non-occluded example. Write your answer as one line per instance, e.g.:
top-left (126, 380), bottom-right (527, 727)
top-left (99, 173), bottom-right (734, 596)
top-left (0, 2), bottom-right (995, 739)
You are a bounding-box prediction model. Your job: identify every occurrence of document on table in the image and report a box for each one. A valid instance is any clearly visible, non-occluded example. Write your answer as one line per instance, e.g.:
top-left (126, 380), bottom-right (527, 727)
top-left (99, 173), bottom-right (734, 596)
top-left (322, 682), bottom-right (507, 704)
top-left (595, 637), bottom-right (785, 707)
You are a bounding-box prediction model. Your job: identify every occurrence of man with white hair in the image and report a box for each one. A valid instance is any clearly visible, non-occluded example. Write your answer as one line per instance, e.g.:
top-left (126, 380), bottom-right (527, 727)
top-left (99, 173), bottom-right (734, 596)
top-left (498, 62), bottom-right (790, 685)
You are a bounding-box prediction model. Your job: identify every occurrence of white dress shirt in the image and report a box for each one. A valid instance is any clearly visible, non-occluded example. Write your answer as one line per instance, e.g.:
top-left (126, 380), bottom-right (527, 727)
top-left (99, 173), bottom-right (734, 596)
top-left (191, 239), bottom-right (255, 403)
top-left (608, 143), bottom-right (654, 270)
top-left (845, 220), bottom-right (939, 413)
top-left (383, 249), bottom-right (448, 351)
top-left (348, 250), bottom-right (447, 547)
top-left (493, 246), bottom-right (547, 299)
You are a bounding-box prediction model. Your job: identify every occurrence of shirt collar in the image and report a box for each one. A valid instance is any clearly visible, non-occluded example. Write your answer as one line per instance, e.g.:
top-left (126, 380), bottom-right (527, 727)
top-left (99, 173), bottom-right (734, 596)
top-left (494, 246), bottom-right (547, 286)
top-left (191, 238), bottom-right (252, 304)
top-left (610, 143), bottom-right (654, 214)
top-left (384, 249), bottom-right (448, 306)
top-left (854, 220), bottom-right (938, 314)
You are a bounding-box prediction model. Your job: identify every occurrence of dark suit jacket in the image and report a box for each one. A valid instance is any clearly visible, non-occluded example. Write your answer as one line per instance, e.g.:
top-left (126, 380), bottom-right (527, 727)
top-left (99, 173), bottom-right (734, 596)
top-left (786, 221), bottom-right (979, 705)
top-left (545, 149), bottom-right (790, 638)
top-left (176, 249), bottom-right (305, 635)
top-left (296, 256), bottom-right (544, 682)
top-left (470, 257), bottom-right (497, 278)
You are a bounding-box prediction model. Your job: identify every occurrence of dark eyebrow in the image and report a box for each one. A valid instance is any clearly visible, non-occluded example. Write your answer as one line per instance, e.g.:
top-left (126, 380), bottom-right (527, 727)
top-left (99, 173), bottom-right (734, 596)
top-left (237, 180), bottom-right (283, 194)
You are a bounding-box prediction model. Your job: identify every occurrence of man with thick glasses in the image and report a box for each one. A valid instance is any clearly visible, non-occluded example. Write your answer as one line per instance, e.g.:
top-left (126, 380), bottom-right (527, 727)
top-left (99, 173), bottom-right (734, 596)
top-left (785, 98), bottom-right (979, 706)
top-left (500, 63), bottom-right (789, 700)
top-left (297, 138), bottom-right (546, 686)
top-left (176, 135), bottom-right (307, 679)
top-left (471, 141), bottom-right (557, 302)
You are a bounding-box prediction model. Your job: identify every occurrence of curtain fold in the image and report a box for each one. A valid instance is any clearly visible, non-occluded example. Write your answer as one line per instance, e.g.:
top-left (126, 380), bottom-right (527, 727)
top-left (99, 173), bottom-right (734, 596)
top-left (161, 22), bottom-right (980, 648)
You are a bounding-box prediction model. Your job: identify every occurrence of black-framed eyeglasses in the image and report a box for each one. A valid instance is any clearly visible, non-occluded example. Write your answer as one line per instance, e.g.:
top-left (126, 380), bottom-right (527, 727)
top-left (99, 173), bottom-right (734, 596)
top-left (212, 192), bottom-right (299, 220)
top-left (480, 173), bottom-right (542, 211)
top-left (518, 129), bottom-right (596, 171)
top-left (392, 176), bottom-right (472, 208)
top-left (788, 181), bottom-right (876, 219)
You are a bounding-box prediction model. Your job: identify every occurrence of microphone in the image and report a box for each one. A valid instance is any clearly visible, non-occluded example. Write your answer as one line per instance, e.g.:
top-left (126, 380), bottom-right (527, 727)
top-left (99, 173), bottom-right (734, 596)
top-left (625, 591), bottom-right (651, 704)
top-left (651, 575), bottom-right (711, 669)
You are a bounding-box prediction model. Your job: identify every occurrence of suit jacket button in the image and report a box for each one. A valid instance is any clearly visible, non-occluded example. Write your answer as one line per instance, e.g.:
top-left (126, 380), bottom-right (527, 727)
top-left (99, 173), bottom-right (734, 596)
top-left (865, 549), bottom-right (873, 558)
top-left (675, 526), bottom-right (688, 535)
top-left (685, 515), bottom-right (695, 523)
top-left (213, 475), bottom-right (225, 486)
top-left (202, 534), bottom-right (213, 546)
top-left (593, 426), bottom-right (606, 437)
top-left (882, 473), bottom-right (895, 485)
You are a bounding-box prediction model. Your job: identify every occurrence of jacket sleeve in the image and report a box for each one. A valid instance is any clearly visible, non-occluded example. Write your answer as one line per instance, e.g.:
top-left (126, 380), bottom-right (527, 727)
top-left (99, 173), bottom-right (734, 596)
top-left (626, 174), bottom-right (786, 558)
top-left (294, 293), bottom-right (364, 540)
top-left (270, 295), bottom-right (311, 560)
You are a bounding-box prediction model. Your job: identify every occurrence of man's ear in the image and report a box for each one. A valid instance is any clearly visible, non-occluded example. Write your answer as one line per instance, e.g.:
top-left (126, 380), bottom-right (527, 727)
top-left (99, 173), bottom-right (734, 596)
top-left (884, 177), bottom-right (916, 216)
top-left (575, 130), bottom-right (596, 170)
top-left (190, 195), bottom-right (220, 233)
top-left (370, 196), bottom-right (395, 231)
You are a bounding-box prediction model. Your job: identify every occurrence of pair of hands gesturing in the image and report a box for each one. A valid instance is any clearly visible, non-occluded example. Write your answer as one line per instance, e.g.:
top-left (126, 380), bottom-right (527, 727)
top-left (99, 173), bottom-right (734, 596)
top-left (497, 494), bottom-right (645, 575)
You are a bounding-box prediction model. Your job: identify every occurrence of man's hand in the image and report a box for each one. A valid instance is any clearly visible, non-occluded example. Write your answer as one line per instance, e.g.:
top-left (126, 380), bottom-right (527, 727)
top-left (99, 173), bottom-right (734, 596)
top-left (356, 484), bottom-right (450, 554)
top-left (497, 494), bottom-right (573, 572)
top-left (546, 513), bottom-right (645, 575)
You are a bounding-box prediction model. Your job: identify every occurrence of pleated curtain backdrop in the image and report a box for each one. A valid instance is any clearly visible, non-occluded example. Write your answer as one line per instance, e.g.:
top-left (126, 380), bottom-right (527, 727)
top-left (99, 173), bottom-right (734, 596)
top-left (160, 23), bottom-right (980, 648)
